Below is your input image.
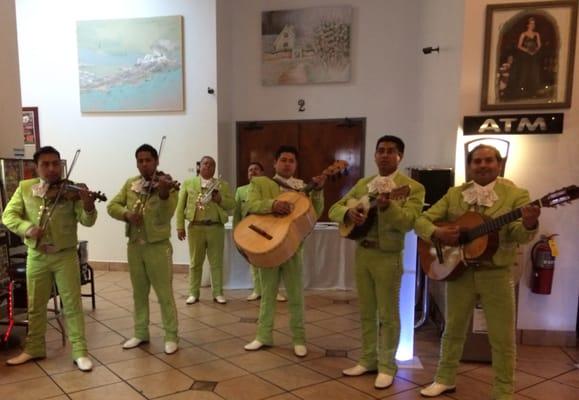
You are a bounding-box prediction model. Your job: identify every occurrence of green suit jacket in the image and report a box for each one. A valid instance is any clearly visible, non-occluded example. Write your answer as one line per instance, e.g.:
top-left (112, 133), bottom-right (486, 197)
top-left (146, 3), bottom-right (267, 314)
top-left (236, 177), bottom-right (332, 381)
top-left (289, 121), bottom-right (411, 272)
top-left (244, 176), bottom-right (324, 219)
top-left (2, 178), bottom-right (97, 251)
top-left (329, 172), bottom-right (425, 252)
top-left (107, 176), bottom-right (177, 243)
top-left (233, 184), bottom-right (249, 227)
top-left (175, 176), bottom-right (235, 230)
top-left (414, 178), bottom-right (538, 267)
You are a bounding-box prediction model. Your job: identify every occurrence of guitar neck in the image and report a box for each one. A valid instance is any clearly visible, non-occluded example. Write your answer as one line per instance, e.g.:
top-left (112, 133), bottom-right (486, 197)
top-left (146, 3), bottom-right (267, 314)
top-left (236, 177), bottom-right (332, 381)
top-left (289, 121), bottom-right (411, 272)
top-left (466, 199), bottom-right (540, 241)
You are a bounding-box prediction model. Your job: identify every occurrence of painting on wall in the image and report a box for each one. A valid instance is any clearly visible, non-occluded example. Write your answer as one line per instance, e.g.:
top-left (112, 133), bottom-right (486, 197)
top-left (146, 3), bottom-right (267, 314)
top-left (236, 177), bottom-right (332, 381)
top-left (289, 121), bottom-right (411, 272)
top-left (22, 107), bottom-right (39, 159)
top-left (481, 1), bottom-right (577, 110)
top-left (76, 15), bottom-right (184, 112)
top-left (262, 6), bottom-right (352, 86)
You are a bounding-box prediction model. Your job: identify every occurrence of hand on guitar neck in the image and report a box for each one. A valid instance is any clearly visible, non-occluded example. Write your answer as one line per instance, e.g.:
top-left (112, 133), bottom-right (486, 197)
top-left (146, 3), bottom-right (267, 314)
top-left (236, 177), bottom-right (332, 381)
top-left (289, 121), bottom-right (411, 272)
top-left (521, 204), bottom-right (540, 229)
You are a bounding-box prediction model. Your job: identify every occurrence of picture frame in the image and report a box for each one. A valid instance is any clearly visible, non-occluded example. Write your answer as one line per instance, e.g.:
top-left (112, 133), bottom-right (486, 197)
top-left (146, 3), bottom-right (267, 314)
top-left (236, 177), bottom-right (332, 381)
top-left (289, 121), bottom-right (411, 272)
top-left (22, 107), bottom-right (40, 156)
top-left (481, 1), bottom-right (577, 110)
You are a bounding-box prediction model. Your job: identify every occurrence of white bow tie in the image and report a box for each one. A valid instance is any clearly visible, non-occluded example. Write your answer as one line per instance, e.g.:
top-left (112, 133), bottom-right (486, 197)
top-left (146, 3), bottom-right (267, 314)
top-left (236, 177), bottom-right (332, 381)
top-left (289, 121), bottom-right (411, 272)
top-left (462, 185), bottom-right (498, 207)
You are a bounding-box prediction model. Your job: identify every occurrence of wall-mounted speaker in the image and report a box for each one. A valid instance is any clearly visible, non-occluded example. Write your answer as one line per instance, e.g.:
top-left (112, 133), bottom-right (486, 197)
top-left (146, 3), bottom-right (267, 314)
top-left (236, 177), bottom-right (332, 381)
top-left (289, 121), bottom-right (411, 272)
top-left (408, 168), bottom-right (454, 209)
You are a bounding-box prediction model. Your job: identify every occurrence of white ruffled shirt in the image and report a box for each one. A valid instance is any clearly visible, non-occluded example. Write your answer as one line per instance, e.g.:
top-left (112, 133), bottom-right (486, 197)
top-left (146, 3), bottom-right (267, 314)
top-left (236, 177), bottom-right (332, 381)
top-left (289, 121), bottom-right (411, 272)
top-left (462, 180), bottom-right (498, 207)
top-left (274, 174), bottom-right (305, 192)
top-left (366, 171), bottom-right (397, 195)
top-left (31, 179), bottom-right (50, 198)
top-left (130, 177), bottom-right (147, 194)
top-left (200, 177), bottom-right (214, 189)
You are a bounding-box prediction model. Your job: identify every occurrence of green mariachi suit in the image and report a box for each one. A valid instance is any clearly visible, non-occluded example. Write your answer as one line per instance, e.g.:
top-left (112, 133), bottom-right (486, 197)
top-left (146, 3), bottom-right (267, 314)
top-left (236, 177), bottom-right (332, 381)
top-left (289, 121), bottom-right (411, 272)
top-left (234, 184), bottom-right (261, 295)
top-left (244, 176), bottom-right (324, 346)
top-left (107, 176), bottom-right (179, 343)
top-left (2, 178), bottom-right (97, 360)
top-left (176, 176), bottom-right (234, 298)
top-left (415, 179), bottom-right (537, 399)
top-left (329, 173), bottom-right (425, 375)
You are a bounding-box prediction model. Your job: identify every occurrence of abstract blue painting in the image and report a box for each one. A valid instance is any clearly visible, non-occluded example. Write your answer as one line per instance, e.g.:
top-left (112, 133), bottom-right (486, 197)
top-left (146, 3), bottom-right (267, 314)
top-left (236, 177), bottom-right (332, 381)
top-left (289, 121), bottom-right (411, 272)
top-left (76, 16), bottom-right (183, 112)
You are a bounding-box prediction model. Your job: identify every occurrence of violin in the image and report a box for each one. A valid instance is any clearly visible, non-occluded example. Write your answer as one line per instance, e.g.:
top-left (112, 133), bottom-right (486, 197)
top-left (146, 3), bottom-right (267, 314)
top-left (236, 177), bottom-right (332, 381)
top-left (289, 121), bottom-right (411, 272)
top-left (45, 179), bottom-right (107, 202)
top-left (142, 171), bottom-right (181, 192)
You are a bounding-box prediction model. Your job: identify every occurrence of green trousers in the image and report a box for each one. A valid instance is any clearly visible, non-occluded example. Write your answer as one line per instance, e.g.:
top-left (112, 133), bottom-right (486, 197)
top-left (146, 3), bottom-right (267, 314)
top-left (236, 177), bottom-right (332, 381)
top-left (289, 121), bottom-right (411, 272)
top-left (436, 267), bottom-right (516, 400)
top-left (250, 266), bottom-right (262, 295)
top-left (355, 247), bottom-right (403, 376)
top-left (127, 240), bottom-right (179, 343)
top-left (187, 224), bottom-right (224, 298)
top-left (256, 251), bottom-right (304, 345)
top-left (25, 247), bottom-right (87, 360)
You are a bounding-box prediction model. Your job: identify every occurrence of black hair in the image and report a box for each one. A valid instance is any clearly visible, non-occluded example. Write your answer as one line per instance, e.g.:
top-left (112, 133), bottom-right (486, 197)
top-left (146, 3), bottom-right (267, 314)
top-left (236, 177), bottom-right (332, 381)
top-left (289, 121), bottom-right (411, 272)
top-left (33, 146), bottom-right (60, 164)
top-left (467, 144), bottom-right (502, 164)
top-left (376, 135), bottom-right (405, 154)
top-left (248, 161), bottom-right (264, 171)
top-left (135, 144), bottom-right (158, 160)
top-left (274, 145), bottom-right (298, 160)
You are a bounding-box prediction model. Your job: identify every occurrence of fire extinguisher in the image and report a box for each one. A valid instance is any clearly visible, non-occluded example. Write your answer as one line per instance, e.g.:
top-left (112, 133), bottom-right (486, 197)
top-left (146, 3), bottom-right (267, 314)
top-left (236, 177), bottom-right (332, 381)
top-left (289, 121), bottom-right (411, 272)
top-left (530, 234), bottom-right (558, 295)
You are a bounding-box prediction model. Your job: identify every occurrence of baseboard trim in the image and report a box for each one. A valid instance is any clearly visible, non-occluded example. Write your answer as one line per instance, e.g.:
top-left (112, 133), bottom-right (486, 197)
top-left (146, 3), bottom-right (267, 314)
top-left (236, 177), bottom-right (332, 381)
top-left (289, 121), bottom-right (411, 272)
top-left (517, 329), bottom-right (577, 347)
top-left (90, 261), bottom-right (189, 274)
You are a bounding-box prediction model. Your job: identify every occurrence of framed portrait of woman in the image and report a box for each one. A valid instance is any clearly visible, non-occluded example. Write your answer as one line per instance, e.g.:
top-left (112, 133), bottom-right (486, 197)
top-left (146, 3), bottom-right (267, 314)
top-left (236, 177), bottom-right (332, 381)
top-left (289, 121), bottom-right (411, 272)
top-left (481, 1), bottom-right (577, 110)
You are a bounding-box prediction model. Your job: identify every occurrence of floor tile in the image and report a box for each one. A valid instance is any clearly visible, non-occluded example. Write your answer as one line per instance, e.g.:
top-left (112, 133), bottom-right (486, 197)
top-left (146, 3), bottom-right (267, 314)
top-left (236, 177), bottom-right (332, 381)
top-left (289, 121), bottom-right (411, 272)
top-left (180, 327), bottom-right (233, 345)
top-left (338, 375), bottom-right (417, 398)
top-left (203, 338), bottom-right (248, 358)
top-left (127, 369), bottom-right (193, 398)
top-left (292, 380), bottom-right (374, 400)
top-left (215, 374), bottom-right (283, 400)
top-left (89, 344), bottom-right (150, 364)
top-left (107, 355), bottom-right (172, 379)
top-left (154, 346), bottom-right (218, 368)
top-left (553, 368), bottom-right (579, 388)
top-left (156, 391), bottom-right (224, 400)
top-left (227, 350), bottom-right (293, 373)
top-left (519, 380), bottom-right (579, 400)
top-left (463, 365), bottom-right (545, 391)
top-left (300, 356), bottom-right (357, 378)
top-left (52, 365), bottom-right (120, 393)
top-left (0, 376), bottom-right (64, 400)
top-left (258, 364), bottom-right (329, 390)
top-left (0, 361), bottom-right (46, 385)
top-left (68, 381), bottom-right (144, 400)
top-left (180, 359), bottom-right (249, 382)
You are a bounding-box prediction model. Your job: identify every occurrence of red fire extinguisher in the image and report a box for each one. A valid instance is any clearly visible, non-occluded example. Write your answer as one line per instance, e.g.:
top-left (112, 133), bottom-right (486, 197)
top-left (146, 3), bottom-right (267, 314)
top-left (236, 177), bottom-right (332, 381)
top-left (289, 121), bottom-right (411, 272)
top-left (530, 234), bottom-right (558, 295)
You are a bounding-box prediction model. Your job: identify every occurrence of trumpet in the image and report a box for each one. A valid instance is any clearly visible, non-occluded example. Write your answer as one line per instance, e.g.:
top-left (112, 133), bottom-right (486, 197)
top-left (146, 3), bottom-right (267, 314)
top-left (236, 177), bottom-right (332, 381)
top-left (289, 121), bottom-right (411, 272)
top-left (196, 176), bottom-right (221, 210)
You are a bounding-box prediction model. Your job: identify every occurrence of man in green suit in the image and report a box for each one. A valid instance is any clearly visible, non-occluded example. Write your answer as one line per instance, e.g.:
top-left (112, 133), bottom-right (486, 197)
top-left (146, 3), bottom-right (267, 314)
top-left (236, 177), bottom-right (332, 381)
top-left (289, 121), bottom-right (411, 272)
top-left (2, 146), bottom-right (96, 371)
top-left (107, 144), bottom-right (180, 355)
top-left (176, 156), bottom-right (234, 304)
top-left (417, 145), bottom-right (540, 399)
top-left (243, 145), bottom-right (326, 357)
top-left (329, 135), bottom-right (425, 389)
top-left (234, 161), bottom-right (286, 302)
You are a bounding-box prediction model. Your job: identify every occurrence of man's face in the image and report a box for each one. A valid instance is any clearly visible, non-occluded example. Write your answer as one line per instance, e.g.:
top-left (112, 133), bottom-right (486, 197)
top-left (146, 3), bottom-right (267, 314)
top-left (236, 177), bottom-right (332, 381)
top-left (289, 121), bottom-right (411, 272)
top-left (468, 147), bottom-right (501, 186)
top-left (273, 152), bottom-right (297, 179)
top-left (247, 164), bottom-right (263, 181)
top-left (374, 141), bottom-right (401, 176)
top-left (36, 153), bottom-right (62, 184)
top-left (199, 157), bottom-right (216, 179)
top-left (136, 151), bottom-right (159, 179)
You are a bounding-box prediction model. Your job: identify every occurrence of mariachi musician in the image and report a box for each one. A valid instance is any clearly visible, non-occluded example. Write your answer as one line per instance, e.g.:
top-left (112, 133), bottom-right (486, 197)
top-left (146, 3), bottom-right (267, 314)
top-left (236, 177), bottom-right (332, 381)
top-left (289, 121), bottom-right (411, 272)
top-left (107, 143), bottom-right (180, 355)
top-left (2, 146), bottom-right (97, 371)
top-left (176, 156), bottom-right (234, 305)
top-left (243, 145), bottom-right (326, 357)
top-left (416, 144), bottom-right (540, 399)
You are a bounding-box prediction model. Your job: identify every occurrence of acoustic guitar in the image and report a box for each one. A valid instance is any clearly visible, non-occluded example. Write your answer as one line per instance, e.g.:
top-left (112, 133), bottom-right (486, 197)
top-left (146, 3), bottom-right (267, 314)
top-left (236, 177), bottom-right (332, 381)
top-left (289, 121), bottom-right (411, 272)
top-left (418, 185), bottom-right (578, 281)
top-left (338, 185), bottom-right (411, 239)
top-left (234, 160), bottom-right (348, 268)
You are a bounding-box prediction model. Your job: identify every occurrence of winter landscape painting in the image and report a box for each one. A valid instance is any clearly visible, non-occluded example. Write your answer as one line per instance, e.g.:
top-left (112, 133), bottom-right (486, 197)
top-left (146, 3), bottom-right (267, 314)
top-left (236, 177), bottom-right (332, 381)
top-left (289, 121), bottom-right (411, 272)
top-left (262, 6), bottom-right (352, 85)
top-left (76, 16), bottom-right (183, 112)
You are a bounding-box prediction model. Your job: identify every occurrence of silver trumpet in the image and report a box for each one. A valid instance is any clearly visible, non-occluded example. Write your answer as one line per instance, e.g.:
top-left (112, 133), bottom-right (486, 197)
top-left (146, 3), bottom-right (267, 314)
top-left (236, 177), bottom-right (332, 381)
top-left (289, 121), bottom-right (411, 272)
top-left (196, 175), bottom-right (221, 209)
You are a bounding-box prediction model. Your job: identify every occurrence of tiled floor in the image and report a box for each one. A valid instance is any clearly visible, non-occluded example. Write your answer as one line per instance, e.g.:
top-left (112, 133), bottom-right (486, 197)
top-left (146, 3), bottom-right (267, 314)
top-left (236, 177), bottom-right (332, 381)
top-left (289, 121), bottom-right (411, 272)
top-left (1, 270), bottom-right (577, 400)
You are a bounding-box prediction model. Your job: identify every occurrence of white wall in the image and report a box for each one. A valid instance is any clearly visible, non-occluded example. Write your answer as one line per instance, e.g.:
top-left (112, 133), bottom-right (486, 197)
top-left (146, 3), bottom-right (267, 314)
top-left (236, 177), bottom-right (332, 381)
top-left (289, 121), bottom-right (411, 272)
top-left (16, 0), bottom-right (217, 264)
top-left (0, 0), bottom-right (24, 158)
top-left (217, 0), bottom-right (426, 184)
top-left (457, 0), bottom-right (579, 332)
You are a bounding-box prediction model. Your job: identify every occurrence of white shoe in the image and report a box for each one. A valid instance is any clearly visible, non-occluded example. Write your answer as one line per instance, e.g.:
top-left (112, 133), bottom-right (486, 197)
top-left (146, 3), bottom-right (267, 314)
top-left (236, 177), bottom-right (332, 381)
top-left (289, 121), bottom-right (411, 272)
top-left (186, 295), bottom-right (198, 304)
top-left (276, 293), bottom-right (287, 302)
top-left (244, 340), bottom-right (264, 351)
top-left (6, 352), bottom-right (40, 366)
top-left (214, 295), bottom-right (227, 304)
top-left (164, 341), bottom-right (178, 354)
top-left (374, 373), bottom-right (394, 389)
top-left (122, 337), bottom-right (145, 349)
top-left (246, 292), bottom-right (261, 301)
top-left (420, 382), bottom-right (456, 397)
top-left (342, 364), bottom-right (372, 376)
top-left (74, 357), bottom-right (93, 372)
top-left (294, 344), bottom-right (308, 357)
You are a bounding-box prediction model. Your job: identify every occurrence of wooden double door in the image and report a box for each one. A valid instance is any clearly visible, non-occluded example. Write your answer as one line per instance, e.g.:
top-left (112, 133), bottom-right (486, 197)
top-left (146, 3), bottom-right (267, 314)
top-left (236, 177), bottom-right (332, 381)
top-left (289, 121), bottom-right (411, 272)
top-left (236, 118), bottom-right (365, 221)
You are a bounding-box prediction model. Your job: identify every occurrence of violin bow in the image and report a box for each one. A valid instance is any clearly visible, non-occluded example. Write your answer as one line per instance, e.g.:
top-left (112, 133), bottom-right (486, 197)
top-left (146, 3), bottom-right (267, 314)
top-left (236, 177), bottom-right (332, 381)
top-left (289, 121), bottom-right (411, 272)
top-left (139, 135), bottom-right (167, 212)
top-left (35, 149), bottom-right (81, 248)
